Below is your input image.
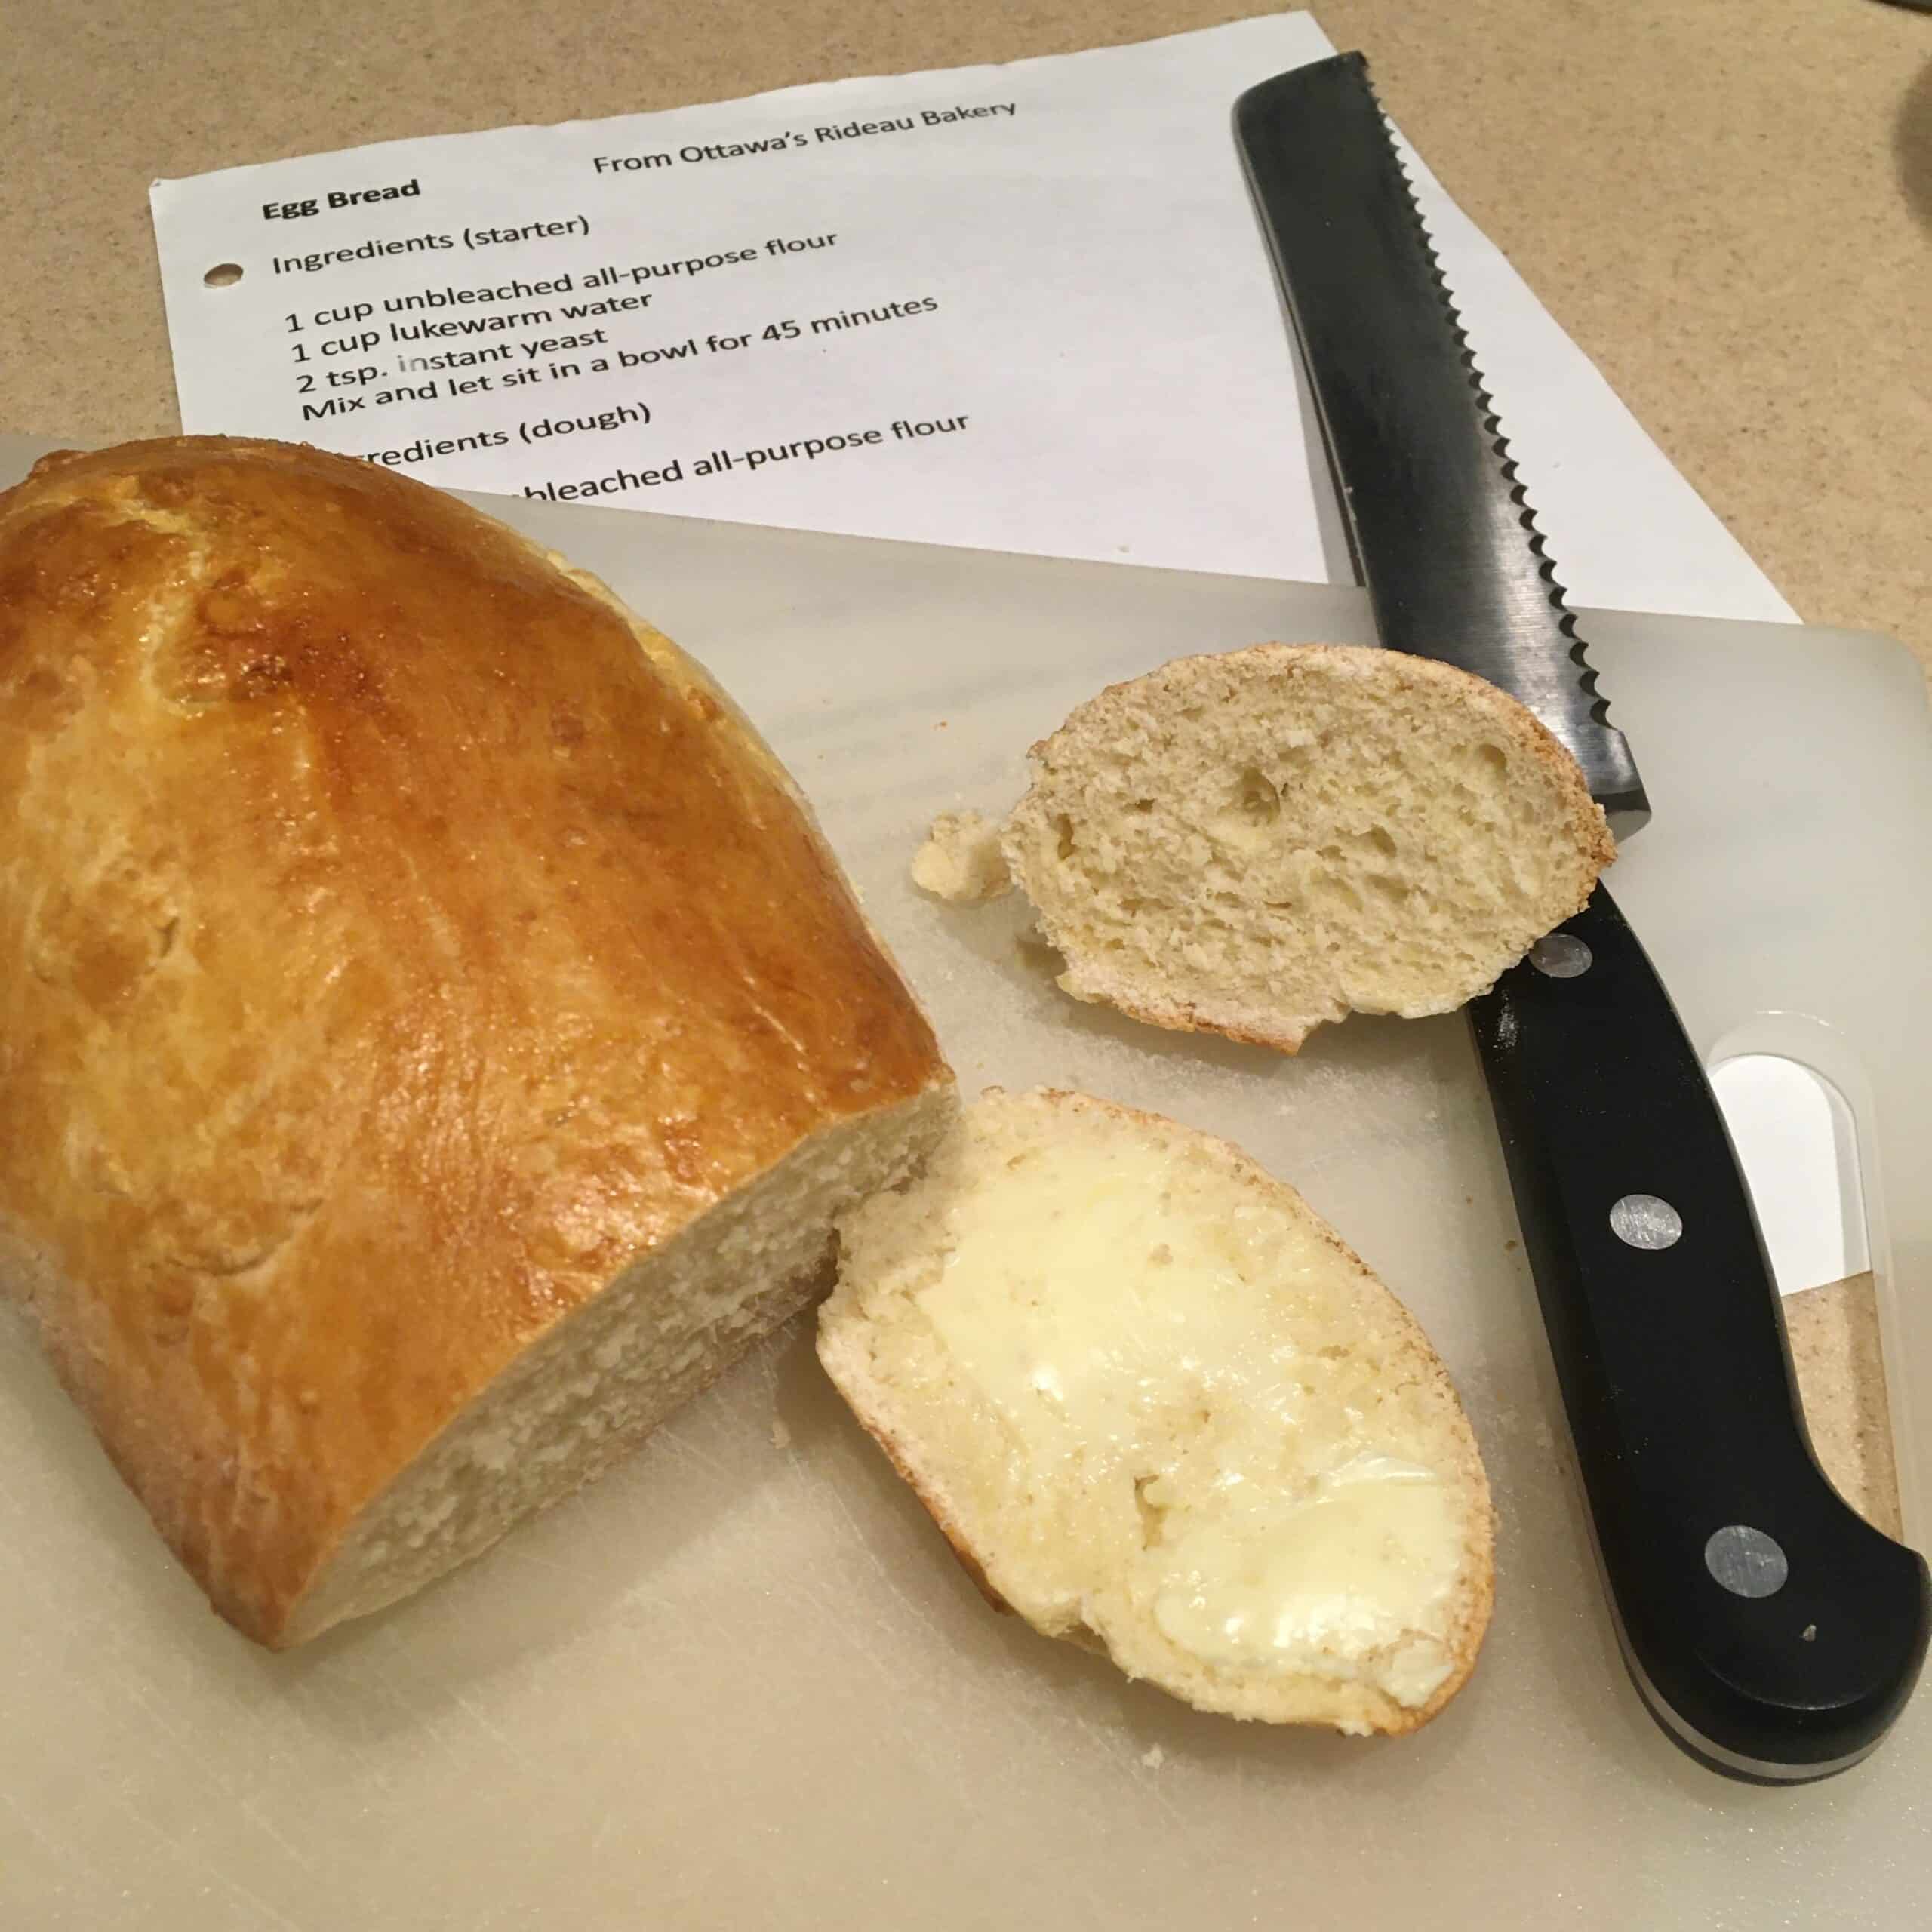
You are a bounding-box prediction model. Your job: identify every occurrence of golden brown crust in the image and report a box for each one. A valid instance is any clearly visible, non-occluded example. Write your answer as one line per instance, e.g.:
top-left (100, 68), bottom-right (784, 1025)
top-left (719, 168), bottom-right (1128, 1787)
top-left (0, 435), bottom-right (946, 1642)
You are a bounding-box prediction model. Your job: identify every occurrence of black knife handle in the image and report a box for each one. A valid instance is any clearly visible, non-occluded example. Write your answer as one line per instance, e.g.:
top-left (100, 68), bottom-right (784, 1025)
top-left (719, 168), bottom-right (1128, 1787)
top-left (1469, 884), bottom-right (1928, 1779)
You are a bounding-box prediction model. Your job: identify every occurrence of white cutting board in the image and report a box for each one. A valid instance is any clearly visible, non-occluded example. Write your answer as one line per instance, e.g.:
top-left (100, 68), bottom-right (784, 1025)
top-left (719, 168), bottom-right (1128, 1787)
top-left (5, 437), bottom-right (1932, 1931)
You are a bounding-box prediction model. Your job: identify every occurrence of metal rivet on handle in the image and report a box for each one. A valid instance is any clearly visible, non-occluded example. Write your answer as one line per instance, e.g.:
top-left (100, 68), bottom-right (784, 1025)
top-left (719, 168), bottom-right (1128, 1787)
top-left (1611, 1193), bottom-right (1683, 1249)
top-left (1530, 933), bottom-right (1592, 978)
top-left (1705, 1525), bottom-right (1789, 1598)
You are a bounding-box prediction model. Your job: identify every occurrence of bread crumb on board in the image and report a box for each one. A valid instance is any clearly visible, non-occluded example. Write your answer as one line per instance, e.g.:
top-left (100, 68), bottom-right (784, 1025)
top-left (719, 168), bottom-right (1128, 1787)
top-left (771, 1417), bottom-right (792, 1451)
top-left (1140, 1745), bottom-right (1166, 1770)
top-left (911, 809), bottom-right (1012, 903)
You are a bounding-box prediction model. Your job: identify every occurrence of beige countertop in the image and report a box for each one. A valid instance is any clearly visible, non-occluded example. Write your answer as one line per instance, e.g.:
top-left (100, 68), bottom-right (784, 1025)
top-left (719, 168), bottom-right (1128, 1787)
top-left (3, 0), bottom-right (1924, 1521)
top-left (4, 0), bottom-right (1926, 651)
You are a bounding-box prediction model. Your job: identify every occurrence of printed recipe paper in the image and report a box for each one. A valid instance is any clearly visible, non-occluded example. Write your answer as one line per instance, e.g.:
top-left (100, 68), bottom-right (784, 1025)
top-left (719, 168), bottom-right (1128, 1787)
top-left (150, 13), bottom-right (1791, 620)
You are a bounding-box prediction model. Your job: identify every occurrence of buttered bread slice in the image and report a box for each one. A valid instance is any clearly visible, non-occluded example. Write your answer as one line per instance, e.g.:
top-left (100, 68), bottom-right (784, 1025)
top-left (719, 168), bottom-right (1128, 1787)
top-left (818, 1088), bottom-right (1494, 1734)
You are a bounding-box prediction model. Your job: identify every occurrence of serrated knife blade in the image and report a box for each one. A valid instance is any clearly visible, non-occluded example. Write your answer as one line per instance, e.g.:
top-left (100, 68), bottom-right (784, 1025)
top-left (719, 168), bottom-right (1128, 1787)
top-left (1238, 56), bottom-right (1646, 832)
top-left (1235, 51), bottom-right (1927, 1781)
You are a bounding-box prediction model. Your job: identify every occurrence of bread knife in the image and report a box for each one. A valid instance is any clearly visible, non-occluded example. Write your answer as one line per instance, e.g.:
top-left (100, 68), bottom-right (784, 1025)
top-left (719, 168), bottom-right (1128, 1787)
top-left (1235, 51), bottom-right (1927, 1780)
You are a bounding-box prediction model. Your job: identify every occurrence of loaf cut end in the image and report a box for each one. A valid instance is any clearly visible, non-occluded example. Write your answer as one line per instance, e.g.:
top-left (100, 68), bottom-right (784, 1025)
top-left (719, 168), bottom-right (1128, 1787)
top-left (288, 1086), bottom-right (955, 1645)
top-left (819, 1088), bottom-right (1494, 1733)
top-left (1001, 644), bottom-right (1614, 1052)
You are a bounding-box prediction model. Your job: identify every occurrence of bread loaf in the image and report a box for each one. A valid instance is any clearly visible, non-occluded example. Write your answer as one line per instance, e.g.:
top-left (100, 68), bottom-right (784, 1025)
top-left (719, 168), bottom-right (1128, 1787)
top-left (999, 643), bottom-right (1614, 1051)
top-left (819, 1088), bottom-right (1494, 1734)
top-left (0, 437), bottom-right (955, 1646)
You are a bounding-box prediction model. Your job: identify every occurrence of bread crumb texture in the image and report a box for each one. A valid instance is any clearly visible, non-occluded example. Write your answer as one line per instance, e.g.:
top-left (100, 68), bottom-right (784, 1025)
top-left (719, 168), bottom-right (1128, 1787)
top-left (820, 1088), bottom-right (1494, 1734)
top-left (912, 808), bottom-right (1013, 903)
top-left (1001, 644), bottom-right (1614, 1052)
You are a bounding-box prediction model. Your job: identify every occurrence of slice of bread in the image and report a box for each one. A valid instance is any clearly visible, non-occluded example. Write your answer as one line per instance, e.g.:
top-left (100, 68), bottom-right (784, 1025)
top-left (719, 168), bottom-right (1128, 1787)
top-left (819, 1088), bottom-right (1494, 1734)
top-left (1001, 643), bottom-right (1614, 1051)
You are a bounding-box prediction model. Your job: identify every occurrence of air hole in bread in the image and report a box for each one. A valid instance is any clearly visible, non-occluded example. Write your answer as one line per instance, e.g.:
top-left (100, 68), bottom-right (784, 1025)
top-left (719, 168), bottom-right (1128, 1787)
top-left (1234, 765), bottom-right (1281, 826)
top-left (1133, 1473), bottom-right (1170, 1549)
